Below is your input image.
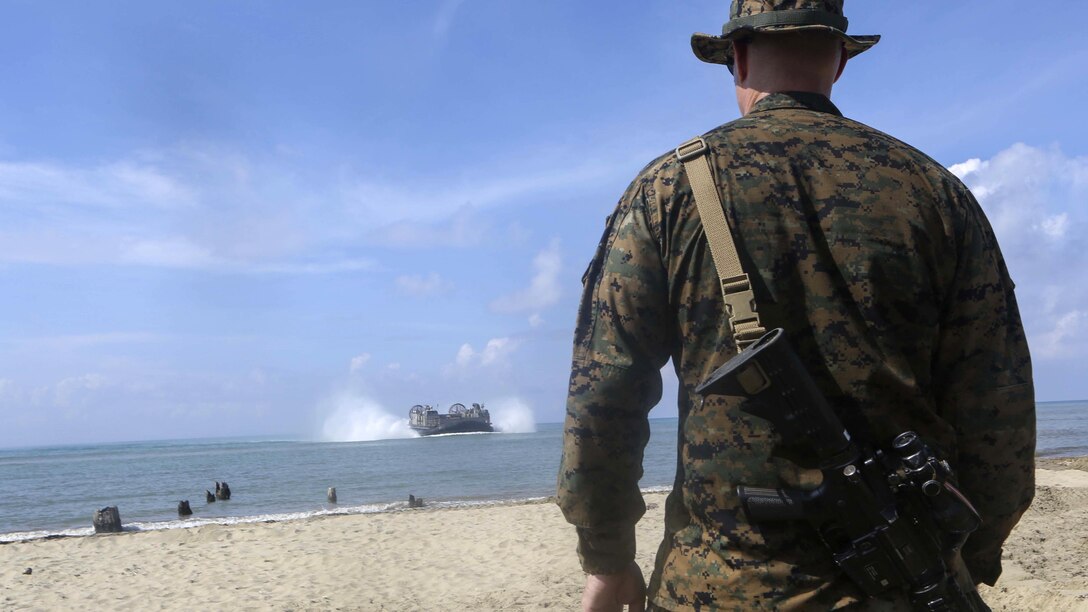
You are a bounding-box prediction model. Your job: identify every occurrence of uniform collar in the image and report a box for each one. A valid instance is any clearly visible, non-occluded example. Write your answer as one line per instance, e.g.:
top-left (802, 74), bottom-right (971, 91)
top-left (747, 91), bottom-right (843, 117)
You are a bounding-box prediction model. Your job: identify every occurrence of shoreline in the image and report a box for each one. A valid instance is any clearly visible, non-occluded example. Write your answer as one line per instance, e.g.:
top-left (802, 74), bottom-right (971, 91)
top-left (0, 494), bottom-right (556, 545)
top-left (1, 457), bottom-right (1083, 545)
top-left (0, 466), bottom-right (1085, 610)
top-left (1035, 456), bottom-right (1088, 470)
top-left (0, 486), bottom-right (675, 546)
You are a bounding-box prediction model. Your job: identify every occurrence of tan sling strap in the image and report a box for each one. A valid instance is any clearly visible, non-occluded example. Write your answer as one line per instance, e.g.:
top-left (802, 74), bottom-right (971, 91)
top-left (675, 136), bottom-right (766, 350)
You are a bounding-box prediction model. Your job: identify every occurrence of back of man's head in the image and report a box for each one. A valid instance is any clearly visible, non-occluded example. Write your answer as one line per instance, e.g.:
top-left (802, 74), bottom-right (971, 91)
top-left (735, 30), bottom-right (846, 100)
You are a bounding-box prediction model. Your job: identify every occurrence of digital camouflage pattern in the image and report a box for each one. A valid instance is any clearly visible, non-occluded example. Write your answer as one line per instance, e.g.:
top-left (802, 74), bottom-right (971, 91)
top-left (557, 92), bottom-right (1035, 610)
top-left (691, 0), bottom-right (880, 66)
top-left (732, 0), bottom-right (843, 17)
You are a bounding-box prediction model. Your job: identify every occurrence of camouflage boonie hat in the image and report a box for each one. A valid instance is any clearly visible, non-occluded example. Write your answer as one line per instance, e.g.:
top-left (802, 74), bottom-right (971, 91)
top-left (692, 0), bottom-right (880, 67)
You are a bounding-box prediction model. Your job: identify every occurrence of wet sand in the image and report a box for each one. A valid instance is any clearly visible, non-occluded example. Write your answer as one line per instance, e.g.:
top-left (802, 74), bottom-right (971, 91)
top-left (1, 463), bottom-right (1086, 611)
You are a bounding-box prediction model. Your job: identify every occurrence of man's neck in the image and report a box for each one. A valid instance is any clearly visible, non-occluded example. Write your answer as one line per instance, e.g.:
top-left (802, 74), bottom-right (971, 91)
top-left (735, 88), bottom-right (771, 116)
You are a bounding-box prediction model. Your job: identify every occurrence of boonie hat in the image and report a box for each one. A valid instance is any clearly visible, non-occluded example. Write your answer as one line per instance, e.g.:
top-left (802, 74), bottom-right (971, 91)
top-left (692, 0), bottom-right (880, 67)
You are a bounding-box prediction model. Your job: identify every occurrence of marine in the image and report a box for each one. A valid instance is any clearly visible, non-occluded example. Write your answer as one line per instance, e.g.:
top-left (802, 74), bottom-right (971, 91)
top-left (556, 1), bottom-right (1036, 610)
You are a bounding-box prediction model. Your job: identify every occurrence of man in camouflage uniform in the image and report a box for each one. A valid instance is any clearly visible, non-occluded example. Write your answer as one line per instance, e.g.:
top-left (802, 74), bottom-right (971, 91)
top-left (557, 1), bottom-right (1036, 610)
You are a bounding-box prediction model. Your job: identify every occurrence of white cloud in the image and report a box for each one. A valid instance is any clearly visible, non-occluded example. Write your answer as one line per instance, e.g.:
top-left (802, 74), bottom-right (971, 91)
top-left (1039, 213), bottom-right (1068, 240)
top-left (54, 374), bottom-right (108, 407)
top-left (350, 354), bottom-right (372, 373)
top-left (0, 144), bottom-right (385, 274)
top-left (0, 361), bottom-right (309, 446)
top-left (947, 158), bottom-right (984, 179)
top-left (341, 157), bottom-right (628, 228)
top-left (0, 226), bottom-right (376, 274)
top-left (0, 159), bottom-right (195, 211)
top-left (1036, 311), bottom-right (1086, 359)
top-left (120, 237), bottom-right (218, 269)
top-left (0, 141), bottom-right (635, 273)
top-left (368, 205), bottom-right (489, 249)
top-left (395, 272), bottom-right (455, 297)
top-left (480, 338), bottom-right (517, 366)
top-left (451, 337), bottom-right (520, 371)
top-left (490, 239), bottom-right (563, 315)
top-left (528, 313), bottom-right (544, 328)
top-left (0, 148), bottom-right (348, 273)
top-left (455, 343), bottom-right (475, 367)
top-left (244, 259), bottom-right (376, 275)
top-left (953, 143), bottom-right (1084, 253)
top-left (950, 143), bottom-right (1088, 358)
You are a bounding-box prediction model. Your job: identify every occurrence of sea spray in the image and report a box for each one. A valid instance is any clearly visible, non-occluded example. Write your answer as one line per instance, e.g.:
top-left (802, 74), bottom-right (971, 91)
top-left (320, 393), bottom-right (417, 441)
top-left (489, 397), bottom-right (537, 433)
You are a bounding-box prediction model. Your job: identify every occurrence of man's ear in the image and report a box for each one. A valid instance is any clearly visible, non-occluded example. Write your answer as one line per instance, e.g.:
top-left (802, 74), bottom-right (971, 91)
top-left (733, 40), bottom-right (749, 83)
top-left (833, 43), bottom-right (848, 82)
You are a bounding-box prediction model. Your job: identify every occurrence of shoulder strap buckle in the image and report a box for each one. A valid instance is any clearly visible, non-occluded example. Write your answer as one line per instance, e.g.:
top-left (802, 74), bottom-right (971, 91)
top-left (722, 273), bottom-right (759, 326)
top-left (677, 135), bottom-right (767, 353)
top-left (675, 137), bottom-right (709, 163)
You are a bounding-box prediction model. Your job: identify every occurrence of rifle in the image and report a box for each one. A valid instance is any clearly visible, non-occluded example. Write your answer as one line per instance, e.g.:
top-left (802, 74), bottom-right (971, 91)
top-left (696, 328), bottom-right (989, 612)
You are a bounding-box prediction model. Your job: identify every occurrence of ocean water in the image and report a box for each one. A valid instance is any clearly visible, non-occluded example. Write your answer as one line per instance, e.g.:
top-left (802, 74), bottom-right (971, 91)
top-left (1034, 400), bottom-right (1088, 458)
top-left (0, 401), bottom-right (1083, 542)
top-left (0, 420), bottom-right (678, 542)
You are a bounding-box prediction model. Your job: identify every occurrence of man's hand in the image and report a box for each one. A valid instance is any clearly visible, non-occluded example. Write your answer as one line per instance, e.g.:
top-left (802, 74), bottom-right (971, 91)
top-left (582, 561), bottom-right (647, 612)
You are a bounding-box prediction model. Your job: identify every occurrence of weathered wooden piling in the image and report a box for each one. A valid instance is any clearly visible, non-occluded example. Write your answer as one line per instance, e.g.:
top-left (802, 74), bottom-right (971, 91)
top-left (92, 506), bottom-right (122, 533)
top-left (327, 487), bottom-right (337, 504)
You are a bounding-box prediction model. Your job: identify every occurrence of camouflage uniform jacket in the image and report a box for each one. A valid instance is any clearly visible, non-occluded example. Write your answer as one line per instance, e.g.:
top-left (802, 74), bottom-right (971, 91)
top-left (557, 92), bottom-right (1035, 610)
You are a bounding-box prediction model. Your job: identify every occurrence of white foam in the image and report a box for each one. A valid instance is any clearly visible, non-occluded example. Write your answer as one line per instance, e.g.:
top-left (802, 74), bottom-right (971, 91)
top-left (0, 489), bottom-right (676, 545)
top-left (0, 526), bottom-right (94, 543)
top-left (0, 496), bottom-right (558, 544)
top-left (319, 393), bottom-right (418, 442)
top-left (488, 397), bottom-right (537, 433)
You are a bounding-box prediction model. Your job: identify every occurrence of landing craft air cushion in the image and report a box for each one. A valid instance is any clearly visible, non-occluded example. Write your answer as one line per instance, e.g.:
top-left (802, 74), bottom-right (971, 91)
top-left (408, 403), bottom-right (493, 436)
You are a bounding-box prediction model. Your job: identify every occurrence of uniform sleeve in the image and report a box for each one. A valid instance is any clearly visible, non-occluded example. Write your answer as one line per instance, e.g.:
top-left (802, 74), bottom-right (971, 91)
top-left (933, 189), bottom-right (1036, 586)
top-left (556, 178), bottom-right (673, 575)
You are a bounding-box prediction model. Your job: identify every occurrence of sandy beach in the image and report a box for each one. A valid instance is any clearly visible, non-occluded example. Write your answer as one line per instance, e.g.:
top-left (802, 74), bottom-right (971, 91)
top-left (2, 461), bottom-right (1086, 611)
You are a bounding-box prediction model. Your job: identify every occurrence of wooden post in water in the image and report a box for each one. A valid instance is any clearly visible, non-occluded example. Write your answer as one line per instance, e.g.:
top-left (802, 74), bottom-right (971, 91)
top-left (93, 506), bottom-right (122, 533)
top-left (327, 487), bottom-right (337, 503)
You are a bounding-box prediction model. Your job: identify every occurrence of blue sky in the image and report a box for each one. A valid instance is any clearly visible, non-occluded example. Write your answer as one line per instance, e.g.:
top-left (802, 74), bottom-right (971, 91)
top-left (1, 1), bottom-right (1086, 448)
